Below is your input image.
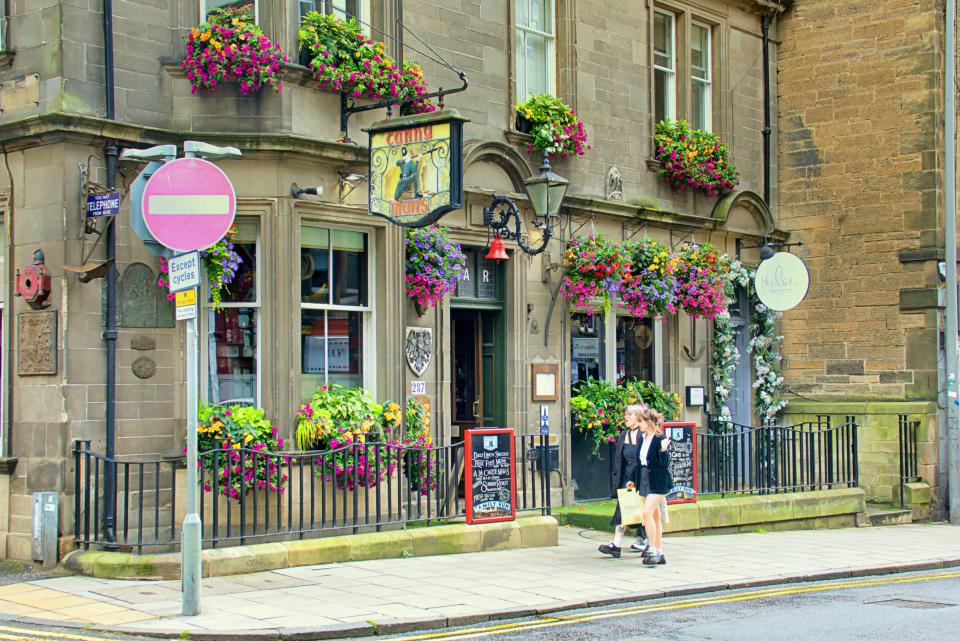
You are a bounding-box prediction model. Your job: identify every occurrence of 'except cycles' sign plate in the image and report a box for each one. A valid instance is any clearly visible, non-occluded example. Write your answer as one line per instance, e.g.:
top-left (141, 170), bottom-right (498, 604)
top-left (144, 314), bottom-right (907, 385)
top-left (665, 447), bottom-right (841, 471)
top-left (141, 157), bottom-right (236, 252)
top-left (166, 251), bottom-right (201, 294)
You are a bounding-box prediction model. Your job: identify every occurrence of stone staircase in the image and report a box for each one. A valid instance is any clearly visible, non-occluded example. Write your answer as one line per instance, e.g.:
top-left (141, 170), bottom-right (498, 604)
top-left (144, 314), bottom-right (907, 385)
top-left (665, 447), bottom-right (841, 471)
top-left (857, 504), bottom-right (914, 527)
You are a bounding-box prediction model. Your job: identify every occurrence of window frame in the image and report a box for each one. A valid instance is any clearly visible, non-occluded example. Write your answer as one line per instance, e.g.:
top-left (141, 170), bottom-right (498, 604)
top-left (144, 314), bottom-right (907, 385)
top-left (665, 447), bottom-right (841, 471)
top-left (298, 222), bottom-right (377, 397)
top-left (570, 307), bottom-right (664, 389)
top-left (690, 20), bottom-right (713, 132)
top-left (202, 219), bottom-right (262, 406)
top-left (299, 0), bottom-right (371, 35)
top-left (653, 8), bottom-right (677, 124)
top-left (200, 1), bottom-right (259, 23)
top-left (515, 0), bottom-right (558, 100)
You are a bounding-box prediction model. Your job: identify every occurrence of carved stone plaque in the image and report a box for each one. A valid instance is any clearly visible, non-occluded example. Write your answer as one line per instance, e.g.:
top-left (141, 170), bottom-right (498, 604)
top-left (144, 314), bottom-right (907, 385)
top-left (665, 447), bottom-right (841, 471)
top-left (17, 311), bottom-right (57, 376)
top-left (119, 263), bottom-right (175, 329)
top-left (404, 327), bottom-right (433, 377)
top-left (132, 356), bottom-right (156, 379)
top-left (606, 166), bottom-right (623, 201)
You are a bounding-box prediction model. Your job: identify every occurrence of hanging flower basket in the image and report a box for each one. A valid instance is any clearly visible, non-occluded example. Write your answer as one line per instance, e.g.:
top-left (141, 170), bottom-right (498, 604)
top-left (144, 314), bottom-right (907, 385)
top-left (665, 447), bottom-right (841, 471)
top-left (182, 8), bottom-right (287, 95)
top-left (156, 226), bottom-right (242, 311)
top-left (671, 242), bottom-right (728, 321)
top-left (654, 120), bottom-right (738, 198)
top-left (404, 226), bottom-right (467, 310)
top-left (515, 94), bottom-right (590, 158)
top-left (618, 238), bottom-right (678, 319)
top-left (561, 235), bottom-right (623, 315)
top-left (298, 13), bottom-right (435, 115)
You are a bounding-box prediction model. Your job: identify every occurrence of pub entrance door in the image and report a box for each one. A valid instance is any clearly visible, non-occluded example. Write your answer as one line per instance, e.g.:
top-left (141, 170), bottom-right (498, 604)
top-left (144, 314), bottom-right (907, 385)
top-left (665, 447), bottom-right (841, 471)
top-left (451, 309), bottom-right (504, 439)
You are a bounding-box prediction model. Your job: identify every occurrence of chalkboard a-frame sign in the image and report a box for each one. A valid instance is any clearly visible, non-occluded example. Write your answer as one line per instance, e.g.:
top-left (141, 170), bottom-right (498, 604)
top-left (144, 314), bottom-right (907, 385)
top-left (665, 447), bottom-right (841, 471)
top-left (464, 428), bottom-right (517, 524)
top-left (663, 421), bottom-right (698, 505)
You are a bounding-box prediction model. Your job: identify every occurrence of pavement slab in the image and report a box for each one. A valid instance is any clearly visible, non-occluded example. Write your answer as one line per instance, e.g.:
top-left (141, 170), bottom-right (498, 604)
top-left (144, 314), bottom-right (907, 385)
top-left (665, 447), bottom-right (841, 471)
top-left (0, 523), bottom-right (957, 638)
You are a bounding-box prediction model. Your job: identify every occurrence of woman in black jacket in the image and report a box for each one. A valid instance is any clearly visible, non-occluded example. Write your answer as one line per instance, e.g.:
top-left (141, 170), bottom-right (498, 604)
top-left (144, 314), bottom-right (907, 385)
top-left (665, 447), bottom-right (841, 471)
top-left (599, 404), bottom-right (671, 561)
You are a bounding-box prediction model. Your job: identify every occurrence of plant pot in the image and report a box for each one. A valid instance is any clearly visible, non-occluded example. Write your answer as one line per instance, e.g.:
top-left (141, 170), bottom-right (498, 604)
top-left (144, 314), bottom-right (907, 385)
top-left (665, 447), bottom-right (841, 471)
top-left (299, 47), bottom-right (314, 69)
top-left (515, 113), bottom-right (535, 134)
top-left (414, 300), bottom-right (427, 317)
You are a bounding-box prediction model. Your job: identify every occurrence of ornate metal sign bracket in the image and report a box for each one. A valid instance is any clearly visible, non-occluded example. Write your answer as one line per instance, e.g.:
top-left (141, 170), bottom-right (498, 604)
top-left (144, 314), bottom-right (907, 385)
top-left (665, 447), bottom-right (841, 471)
top-left (339, 72), bottom-right (468, 143)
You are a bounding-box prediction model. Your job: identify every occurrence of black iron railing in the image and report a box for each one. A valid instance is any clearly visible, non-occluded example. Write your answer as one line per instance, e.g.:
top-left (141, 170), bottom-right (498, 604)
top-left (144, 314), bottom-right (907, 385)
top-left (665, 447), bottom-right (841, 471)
top-left (74, 435), bottom-right (554, 554)
top-left (697, 416), bottom-right (859, 496)
top-left (898, 415), bottom-right (921, 507)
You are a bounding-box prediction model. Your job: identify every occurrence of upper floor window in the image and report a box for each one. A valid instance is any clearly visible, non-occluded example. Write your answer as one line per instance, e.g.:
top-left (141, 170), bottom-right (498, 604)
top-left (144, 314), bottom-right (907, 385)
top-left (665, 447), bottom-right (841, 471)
top-left (300, 0), bottom-right (370, 31)
top-left (516, 0), bottom-right (556, 100)
top-left (691, 22), bottom-right (712, 131)
top-left (653, 10), bottom-right (676, 123)
top-left (203, 1), bottom-right (257, 22)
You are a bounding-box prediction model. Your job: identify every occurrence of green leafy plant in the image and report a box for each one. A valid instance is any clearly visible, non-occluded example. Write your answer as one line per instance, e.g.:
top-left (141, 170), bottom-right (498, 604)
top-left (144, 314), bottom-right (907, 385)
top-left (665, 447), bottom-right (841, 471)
top-left (570, 378), bottom-right (681, 455)
top-left (515, 94), bottom-right (590, 158)
top-left (654, 119), bottom-right (738, 198)
top-left (295, 385), bottom-right (399, 490)
top-left (298, 13), bottom-right (434, 116)
top-left (194, 403), bottom-right (287, 501)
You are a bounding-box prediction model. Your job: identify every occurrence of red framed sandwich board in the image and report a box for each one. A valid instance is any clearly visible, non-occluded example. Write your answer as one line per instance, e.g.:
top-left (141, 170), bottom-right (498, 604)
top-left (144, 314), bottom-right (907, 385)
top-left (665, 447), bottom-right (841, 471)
top-left (464, 428), bottom-right (517, 524)
top-left (663, 421), bottom-right (698, 505)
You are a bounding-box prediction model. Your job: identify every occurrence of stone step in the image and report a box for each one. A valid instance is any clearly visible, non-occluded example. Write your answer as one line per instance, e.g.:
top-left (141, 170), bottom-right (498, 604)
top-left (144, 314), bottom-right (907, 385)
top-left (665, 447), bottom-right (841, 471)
top-left (857, 507), bottom-right (913, 527)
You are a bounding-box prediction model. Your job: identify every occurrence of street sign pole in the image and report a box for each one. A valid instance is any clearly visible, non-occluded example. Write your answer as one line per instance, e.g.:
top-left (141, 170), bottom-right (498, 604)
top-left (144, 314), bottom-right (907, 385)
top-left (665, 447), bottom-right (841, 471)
top-left (181, 270), bottom-right (201, 616)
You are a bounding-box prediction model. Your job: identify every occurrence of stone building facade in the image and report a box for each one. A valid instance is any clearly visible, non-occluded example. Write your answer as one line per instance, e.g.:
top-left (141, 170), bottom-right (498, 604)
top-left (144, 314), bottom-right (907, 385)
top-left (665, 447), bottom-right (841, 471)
top-left (777, 0), bottom-right (944, 506)
top-left (0, 0), bottom-right (779, 560)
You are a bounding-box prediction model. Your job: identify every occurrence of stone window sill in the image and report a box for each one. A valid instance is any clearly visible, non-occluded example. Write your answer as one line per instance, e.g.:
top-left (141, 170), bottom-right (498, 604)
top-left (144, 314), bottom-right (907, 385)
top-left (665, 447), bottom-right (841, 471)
top-left (504, 129), bottom-right (533, 149)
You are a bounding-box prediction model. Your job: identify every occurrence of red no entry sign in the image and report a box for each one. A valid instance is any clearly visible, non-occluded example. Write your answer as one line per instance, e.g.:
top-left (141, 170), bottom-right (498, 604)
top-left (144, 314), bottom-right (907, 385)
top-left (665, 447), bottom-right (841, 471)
top-left (142, 157), bottom-right (236, 252)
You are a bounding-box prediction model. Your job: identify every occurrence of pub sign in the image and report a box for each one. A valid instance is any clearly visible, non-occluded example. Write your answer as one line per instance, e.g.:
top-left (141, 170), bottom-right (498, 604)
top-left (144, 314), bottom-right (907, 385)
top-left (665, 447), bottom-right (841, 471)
top-left (366, 109), bottom-right (467, 228)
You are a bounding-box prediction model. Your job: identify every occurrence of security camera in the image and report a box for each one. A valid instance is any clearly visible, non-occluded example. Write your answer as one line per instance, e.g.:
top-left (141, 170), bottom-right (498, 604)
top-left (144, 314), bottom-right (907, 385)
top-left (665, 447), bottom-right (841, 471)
top-left (291, 183), bottom-right (324, 198)
top-left (938, 261), bottom-right (947, 283)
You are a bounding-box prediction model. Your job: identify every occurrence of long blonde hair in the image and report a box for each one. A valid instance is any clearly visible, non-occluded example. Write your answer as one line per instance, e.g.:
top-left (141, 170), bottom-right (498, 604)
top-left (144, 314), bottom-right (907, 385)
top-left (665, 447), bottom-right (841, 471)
top-left (625, 404), bottom-right (664, 434)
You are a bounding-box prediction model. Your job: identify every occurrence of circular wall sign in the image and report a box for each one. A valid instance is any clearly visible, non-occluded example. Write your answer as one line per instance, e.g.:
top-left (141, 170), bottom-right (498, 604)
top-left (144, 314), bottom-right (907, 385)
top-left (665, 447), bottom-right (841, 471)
top-left (141, 157), bottom-right (236, 252)
top-left (754, 252), bottom-right (810, 311)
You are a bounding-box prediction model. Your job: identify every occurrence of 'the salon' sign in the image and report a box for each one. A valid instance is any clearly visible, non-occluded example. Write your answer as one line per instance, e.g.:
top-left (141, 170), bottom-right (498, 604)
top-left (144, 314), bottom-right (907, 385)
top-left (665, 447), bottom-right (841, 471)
top-left (755, 252), bottom-right (810, 311)
top-left (366, 109), bottom-right (467, 228)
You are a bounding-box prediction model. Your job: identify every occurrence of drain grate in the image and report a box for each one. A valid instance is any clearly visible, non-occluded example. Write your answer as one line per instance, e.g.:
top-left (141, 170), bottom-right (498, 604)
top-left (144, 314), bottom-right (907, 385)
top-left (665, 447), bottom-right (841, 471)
top-left (869, 599), bottom-right (956, 610)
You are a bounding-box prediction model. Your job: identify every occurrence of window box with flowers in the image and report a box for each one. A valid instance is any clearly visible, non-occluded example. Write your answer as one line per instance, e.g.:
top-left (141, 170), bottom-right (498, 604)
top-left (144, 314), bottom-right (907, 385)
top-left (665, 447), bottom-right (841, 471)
top-left (182, 8), bottom-right (287, 95)
top-left (515, 94), bottom-right (590, 159)
top-left (653, 120), bottom-right (738, 198)
top-left (298, 12), bottom-right (435, 115)
top-left (405, 226), bottom-right (467, 315)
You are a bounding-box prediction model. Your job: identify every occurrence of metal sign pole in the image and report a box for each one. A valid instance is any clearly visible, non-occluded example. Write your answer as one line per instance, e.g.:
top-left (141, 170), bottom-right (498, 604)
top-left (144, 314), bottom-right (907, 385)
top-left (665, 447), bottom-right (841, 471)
top-left (181, 278), bottom-right (201, 615)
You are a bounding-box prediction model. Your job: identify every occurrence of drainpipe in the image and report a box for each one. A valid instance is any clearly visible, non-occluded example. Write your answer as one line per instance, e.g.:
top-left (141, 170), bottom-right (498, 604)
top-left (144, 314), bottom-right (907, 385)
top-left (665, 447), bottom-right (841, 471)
top-left (761, 13), bottom-right (771, 206)
top-left (102, 0), bottom-right (118, 546)
top-left (944, 0), bottom-right (959, 525)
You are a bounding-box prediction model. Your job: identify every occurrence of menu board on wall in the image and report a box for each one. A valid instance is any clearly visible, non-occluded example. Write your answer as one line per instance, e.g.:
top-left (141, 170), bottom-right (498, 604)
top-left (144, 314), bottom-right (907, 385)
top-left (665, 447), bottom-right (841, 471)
top-left (464, 428), bottom-right (516, 524)
top-left (663, 421), bottom-right (697, 505)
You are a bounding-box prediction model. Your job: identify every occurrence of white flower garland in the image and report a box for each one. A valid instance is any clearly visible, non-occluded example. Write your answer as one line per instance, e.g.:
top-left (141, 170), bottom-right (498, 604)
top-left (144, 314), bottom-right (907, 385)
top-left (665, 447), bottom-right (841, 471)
top-left (710, 258), bottom-right (786, 431)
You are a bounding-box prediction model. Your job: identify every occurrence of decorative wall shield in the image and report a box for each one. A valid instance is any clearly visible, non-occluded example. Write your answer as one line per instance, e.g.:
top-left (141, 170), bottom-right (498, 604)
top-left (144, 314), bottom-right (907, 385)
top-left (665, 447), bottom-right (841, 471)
top-left (366, 109), bottom-right (467, 228)
top-left (405, 327), bottom-right (433, 376)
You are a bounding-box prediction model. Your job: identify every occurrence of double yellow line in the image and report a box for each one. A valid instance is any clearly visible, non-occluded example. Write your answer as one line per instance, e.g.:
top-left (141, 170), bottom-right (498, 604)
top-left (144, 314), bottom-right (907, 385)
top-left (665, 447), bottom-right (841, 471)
top-left (0, 625), bottom-right (117, 641)
top-left (392, 570), bottom-right (960, 641)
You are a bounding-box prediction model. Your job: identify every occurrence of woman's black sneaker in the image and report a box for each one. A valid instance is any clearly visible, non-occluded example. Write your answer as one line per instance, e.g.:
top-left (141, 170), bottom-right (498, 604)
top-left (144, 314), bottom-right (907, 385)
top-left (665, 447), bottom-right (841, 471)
top-left (643, 553), bottom-right (665, 566)
top-left (598, 543), bottom-right (622, 558)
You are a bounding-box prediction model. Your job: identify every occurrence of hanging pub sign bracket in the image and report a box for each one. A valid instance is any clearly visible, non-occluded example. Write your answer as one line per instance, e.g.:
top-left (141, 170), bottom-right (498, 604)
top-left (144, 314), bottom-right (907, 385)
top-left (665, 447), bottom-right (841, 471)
top-left (364, 108), bottom-right (469, 228)
top-left (340, 72), bottom-right (468, 143)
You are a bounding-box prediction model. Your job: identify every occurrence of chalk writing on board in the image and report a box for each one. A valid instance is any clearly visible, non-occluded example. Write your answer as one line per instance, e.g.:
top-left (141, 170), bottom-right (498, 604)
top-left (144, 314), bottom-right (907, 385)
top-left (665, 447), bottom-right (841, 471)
top-left (465, 429), bottom-right (516, 523)
top-left (664, 422), bottom-right (697, 504)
